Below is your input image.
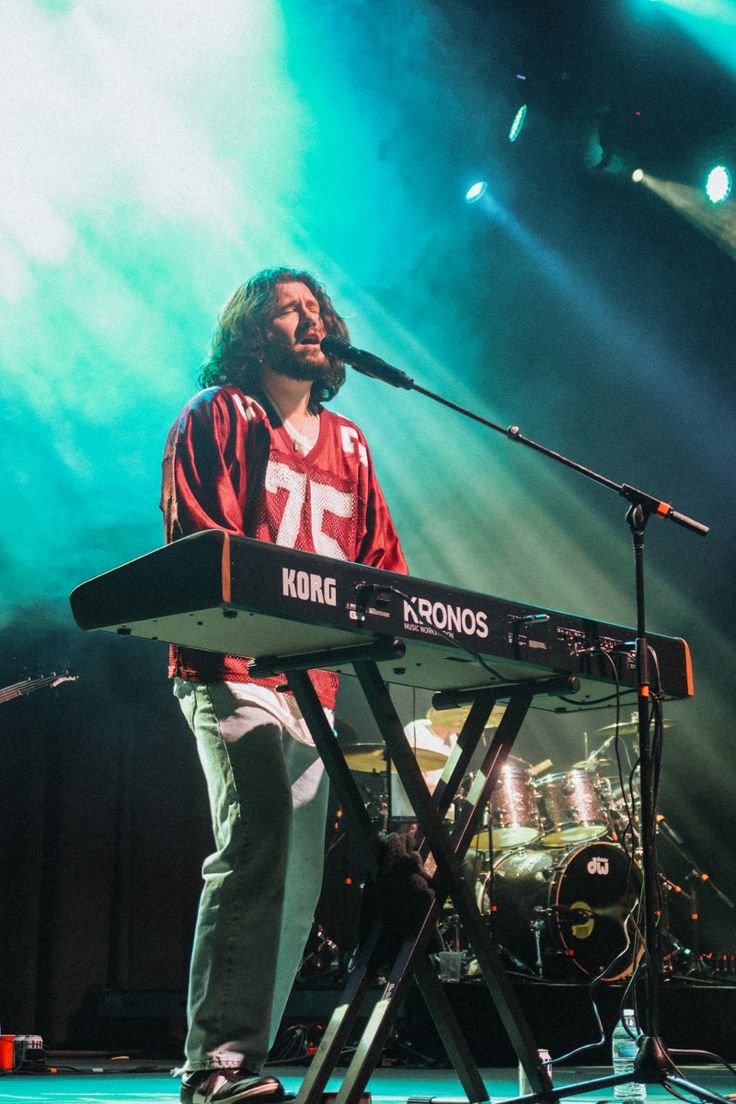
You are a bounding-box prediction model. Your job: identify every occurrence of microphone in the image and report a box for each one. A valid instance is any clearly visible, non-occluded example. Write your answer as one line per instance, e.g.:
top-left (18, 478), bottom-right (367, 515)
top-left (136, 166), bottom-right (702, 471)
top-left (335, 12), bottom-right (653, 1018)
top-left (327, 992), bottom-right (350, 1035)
top-left (320, 336), bottom-right (414, 390)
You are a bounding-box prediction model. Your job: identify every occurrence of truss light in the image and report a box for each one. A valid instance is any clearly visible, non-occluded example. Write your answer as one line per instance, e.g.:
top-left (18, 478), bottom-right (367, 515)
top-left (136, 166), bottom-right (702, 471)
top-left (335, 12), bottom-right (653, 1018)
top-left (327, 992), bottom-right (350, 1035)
top-left (705, 165), bottom-right (732, 204)
top-left (465, 181), bottom-right (488, 204)
top-left (508, 104), bottom-right (528, 143)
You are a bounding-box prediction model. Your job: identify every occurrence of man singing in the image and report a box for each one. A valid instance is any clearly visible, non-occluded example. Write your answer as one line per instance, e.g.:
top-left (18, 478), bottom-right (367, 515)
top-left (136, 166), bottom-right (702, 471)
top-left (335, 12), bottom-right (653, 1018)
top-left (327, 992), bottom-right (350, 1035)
top-left (161, 267), bottom-right (407, 1104)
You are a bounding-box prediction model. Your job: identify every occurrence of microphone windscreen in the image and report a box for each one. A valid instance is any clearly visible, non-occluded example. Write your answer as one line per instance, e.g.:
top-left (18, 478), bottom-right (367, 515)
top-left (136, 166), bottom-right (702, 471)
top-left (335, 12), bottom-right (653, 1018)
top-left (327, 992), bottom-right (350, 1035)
top-left (321, 335), bottom-right (350, 359)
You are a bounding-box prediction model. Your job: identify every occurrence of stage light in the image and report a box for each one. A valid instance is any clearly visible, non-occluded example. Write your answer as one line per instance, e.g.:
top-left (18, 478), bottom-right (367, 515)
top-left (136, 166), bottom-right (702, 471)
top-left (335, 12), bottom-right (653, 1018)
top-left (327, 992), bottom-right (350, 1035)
top-left (465, 180), bottom-right (488, 204)
top-left (705, 164), bottom-right (732, 203)
top-left (637, 172), bottom-right (736, 265)
top-left (508, 104), bottom-right (527, 143)
top-left (632, 168), bottom-right (645, 182)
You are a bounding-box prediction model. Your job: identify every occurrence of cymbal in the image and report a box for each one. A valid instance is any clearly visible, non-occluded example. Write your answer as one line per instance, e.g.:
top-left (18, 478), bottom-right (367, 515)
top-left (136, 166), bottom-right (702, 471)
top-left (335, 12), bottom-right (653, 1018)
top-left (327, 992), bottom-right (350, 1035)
top-left (426, 702), bottom-right (507, 731)
top-left (342, 744), bottom-right (388, 772)
top-left (342, 744), bottom-right (449, 772)
top-left (571, 758), bottom-right (612, 769)
top-left (405, 746), bottom-right (450, 770)
top-left (595, 719), bottom-right (673, 736)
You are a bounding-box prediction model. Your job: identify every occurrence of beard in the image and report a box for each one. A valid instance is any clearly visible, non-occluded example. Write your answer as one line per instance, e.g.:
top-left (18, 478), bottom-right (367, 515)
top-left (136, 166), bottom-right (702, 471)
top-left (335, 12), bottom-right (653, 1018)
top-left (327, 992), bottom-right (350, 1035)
top-left (267, 346), bottom-right (343, 391)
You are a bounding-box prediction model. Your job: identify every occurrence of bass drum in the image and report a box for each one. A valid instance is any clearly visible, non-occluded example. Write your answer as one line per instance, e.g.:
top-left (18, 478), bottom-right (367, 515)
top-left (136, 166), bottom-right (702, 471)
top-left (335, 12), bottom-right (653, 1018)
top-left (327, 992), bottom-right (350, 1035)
top-left (477, 841), bottom-right (642, 981)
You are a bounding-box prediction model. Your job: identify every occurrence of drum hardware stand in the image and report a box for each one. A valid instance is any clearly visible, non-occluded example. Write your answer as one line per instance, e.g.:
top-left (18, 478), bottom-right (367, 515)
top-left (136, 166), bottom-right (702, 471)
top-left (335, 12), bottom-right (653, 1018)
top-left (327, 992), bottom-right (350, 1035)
top-left (251, 635), bottom-right (581, 1104)
top-left (656, 816), bottom-right (735, 977)
top-left (579, 729), bottom-right (625, 772)
top-left (438, 911), bottom-right (461, 953)
top-left (530, 914), bottom-right (545, 978)
top-left (686, 871), bottom-right (704, 969)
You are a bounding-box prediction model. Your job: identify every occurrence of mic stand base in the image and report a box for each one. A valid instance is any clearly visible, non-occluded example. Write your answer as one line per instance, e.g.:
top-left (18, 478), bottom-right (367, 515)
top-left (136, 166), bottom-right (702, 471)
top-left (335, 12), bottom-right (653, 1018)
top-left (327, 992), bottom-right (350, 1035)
top-left (633, 1033), bottom-right (682, 1081)
top-left (459, 1037), bottom-right (728, 1104)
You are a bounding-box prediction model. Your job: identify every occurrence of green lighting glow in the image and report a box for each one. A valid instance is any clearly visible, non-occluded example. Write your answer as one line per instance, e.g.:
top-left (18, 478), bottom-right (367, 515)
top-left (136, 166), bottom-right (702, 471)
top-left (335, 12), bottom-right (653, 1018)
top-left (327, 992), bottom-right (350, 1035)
top-left (508, 103), bottom-right (527, 142)
top-left (705, 164), bottom-right (732, 203)
top-left (657, 1), bottom-right (736, 82)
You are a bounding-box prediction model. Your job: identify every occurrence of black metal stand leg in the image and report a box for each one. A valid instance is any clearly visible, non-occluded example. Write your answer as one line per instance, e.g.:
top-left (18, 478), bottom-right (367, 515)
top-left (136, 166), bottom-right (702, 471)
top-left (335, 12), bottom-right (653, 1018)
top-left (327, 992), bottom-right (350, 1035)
top-left (331, 907), bottom-right (478, 1104)
top-left (286, 670), bottom-right (490, 1104)
top-left (353, 661), bottom-right (553, 1098)
top-left (663, 1075), bottom-right (734, 1104)
top-left (626, 509), bottom-right (679, 1080)
top-left (411, 956), bottom-right (489, 1103)
top-left (294, 926), bottom-right (385, 1104)
top-left (285, 672), bottom-right (386, 1104)
top-left (630, 509), bottom-right (663, 1040)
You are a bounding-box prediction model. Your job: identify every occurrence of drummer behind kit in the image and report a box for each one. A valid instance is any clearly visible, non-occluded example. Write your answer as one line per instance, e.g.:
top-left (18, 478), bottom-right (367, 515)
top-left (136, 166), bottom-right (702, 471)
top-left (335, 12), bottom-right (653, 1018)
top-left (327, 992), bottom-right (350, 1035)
top-left (389, 705), bottom-right (501, 825)
top-left (338, 705), bottom-right (665, 985)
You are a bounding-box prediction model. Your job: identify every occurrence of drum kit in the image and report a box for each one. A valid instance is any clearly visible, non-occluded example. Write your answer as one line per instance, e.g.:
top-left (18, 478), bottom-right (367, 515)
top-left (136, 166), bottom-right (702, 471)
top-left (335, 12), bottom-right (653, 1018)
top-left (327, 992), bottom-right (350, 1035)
top-left (459, 742), bottom-right (648, 983)
top-left (337, 710), bottom-right (659, 984)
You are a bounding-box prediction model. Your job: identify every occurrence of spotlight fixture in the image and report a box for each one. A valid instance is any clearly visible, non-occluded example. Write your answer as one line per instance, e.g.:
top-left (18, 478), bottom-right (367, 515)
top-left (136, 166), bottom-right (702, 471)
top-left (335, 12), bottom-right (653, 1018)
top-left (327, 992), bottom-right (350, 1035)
top-left (631, 168), bottom-right (645, 183)
top-left (705, 164), bottom-right (732, 204)
top-left (465, 181), bottom-right (488, 204)
top-left (508, 104), bottom-right (528, 143)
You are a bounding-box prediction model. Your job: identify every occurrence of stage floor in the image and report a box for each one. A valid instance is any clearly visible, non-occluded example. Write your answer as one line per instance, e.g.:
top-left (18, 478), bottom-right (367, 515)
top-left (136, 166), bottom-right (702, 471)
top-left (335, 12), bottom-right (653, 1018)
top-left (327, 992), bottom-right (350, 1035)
top-left (0, 1063), bottom-right (733, 1103)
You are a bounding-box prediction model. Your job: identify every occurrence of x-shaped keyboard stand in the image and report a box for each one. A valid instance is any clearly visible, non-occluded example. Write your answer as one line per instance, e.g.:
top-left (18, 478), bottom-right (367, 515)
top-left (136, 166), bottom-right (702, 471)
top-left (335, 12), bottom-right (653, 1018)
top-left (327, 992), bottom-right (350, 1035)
top-left (251, 638), bottom-right (575, 1104)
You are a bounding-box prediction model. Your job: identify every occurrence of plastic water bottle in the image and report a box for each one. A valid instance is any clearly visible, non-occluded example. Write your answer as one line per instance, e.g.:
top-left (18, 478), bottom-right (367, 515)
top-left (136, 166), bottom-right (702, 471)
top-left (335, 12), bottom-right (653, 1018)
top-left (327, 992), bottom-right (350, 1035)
top-left (612, 1009), bottom-right (646, 1102)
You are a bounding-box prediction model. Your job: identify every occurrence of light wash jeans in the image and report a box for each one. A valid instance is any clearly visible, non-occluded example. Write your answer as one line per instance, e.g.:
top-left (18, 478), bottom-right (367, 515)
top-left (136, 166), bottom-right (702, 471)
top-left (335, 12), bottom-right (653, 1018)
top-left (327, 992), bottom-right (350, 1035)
top-left (174, 679), bottom-right (329, 1074)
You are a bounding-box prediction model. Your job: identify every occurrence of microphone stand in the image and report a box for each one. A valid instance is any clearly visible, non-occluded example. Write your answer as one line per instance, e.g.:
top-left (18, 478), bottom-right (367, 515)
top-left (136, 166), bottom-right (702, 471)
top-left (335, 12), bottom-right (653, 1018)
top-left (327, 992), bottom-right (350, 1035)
top-left (345, 352), bottom-right (707, 537)
top-left (341, 352), bottom-right (727, 1104)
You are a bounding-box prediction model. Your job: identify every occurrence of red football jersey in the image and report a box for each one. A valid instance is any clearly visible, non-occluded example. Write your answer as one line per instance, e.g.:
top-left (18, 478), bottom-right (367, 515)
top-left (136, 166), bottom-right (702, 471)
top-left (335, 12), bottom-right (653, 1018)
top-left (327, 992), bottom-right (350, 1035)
top-left (161, 385), bottom-right (408, 707)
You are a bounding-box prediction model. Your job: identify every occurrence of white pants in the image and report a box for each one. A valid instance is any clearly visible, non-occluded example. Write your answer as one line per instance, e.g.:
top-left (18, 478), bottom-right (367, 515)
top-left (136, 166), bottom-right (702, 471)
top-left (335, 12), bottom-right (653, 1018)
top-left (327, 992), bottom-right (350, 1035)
top-left (174, 679), bottom-right (329, 1073)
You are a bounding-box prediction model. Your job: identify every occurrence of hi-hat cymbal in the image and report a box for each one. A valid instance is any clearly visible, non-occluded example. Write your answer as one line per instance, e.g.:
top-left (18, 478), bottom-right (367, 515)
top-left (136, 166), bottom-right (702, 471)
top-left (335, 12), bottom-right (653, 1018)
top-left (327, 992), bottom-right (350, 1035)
top-left (571, 757), bottom-right (612, 769)
top-left (342, 744), bottom-right (449, 773)
top-left (595, 719), bottom-right (673, 737)
top-left (341, 744), bottom-right (388, 772)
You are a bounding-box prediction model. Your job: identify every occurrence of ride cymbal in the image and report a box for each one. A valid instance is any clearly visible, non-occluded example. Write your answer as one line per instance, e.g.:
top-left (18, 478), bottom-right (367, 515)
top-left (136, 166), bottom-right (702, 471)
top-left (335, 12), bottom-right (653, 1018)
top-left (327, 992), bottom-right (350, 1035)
top-left (595, 719), bottom-right (673, 737)
top-left (426, 701), bottom-right (507, 731)
top-left (342, 743), bottom-right (449, 772)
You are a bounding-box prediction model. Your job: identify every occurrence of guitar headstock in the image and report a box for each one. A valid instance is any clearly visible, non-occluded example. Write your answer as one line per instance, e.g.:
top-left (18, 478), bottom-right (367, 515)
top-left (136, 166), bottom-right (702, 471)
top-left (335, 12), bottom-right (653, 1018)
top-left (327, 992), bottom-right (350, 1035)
top-left (51, 673), bottom-right (79, 688)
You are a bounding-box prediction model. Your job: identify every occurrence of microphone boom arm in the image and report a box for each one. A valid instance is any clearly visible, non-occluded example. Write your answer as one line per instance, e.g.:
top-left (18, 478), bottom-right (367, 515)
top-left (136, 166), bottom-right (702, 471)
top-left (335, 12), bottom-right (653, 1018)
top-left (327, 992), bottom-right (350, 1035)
top-left (321, 336), bottom-right (708, 537)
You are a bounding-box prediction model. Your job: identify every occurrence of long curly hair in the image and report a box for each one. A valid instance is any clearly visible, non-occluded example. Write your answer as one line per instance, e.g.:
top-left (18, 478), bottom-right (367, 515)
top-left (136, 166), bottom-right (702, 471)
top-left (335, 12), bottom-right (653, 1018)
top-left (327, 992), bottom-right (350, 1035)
top-left (199, 267), bottom-right (349, 410)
